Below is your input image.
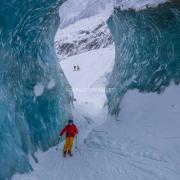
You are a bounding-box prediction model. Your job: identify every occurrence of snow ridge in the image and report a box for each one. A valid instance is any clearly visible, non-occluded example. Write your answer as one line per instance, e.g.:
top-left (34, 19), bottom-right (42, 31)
top-left (115, 0), bottom-right (170, 11)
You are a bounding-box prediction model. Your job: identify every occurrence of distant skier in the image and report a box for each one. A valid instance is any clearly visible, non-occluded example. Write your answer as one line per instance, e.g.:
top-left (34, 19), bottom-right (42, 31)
top-left (77, 65), bottom-right (80, 71)
top-left (59, 119), bottom-right (78, 157)
top-left (74, 65), bottom-right (76, 71)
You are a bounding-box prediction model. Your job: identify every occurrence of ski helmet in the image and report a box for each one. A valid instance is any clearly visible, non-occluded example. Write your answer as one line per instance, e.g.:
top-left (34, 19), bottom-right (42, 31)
top-left (68, 119), bottom-right (73, 124)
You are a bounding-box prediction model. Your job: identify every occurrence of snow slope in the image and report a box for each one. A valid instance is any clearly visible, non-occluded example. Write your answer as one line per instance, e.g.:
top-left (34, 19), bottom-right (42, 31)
top-left (58, 0), bottom-right (169, 28)
top-left (13, 44), bottom-right (180, 180)
top-left (58, 0), bottom-right (114, 28)
top-left (60, 46), bottom-right (114, 105)
top-left (115, 0), bottom-right (170, 10)
top-left (13, 46), bottom-right (115, 180)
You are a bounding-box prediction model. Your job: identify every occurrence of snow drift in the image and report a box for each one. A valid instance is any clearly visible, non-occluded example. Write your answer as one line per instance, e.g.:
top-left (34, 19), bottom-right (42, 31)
top-left (106, 1), bottom-right (180, 115)
top-left (0, 0), bottom-right (73, 179)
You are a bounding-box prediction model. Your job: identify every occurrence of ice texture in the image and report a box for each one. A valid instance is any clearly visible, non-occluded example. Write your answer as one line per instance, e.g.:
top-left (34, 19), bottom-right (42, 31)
top-left (106, 1), bottom-right (180, 115)
top-left (0, 0), bottom-right (73, 179)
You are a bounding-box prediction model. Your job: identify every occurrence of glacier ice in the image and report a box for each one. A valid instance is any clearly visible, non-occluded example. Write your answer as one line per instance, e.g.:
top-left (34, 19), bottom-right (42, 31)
top-left (0, 0), bottom-right (73, 179)
top-left (47, 79), bottom-right (56, 90)
top-left (106, 1), bottom-right (180, 115)
top-left (34, 83), bottom-right (45, 97)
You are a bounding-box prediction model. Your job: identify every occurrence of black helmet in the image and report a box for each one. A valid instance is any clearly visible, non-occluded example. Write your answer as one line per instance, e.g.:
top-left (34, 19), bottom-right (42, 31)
top-left (68, 119), bottom-right (73, 124)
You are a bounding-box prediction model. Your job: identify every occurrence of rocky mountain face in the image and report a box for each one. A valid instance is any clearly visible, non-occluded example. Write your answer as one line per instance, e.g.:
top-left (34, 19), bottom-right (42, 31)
top-left (55, 14), bottom-right (113, 60)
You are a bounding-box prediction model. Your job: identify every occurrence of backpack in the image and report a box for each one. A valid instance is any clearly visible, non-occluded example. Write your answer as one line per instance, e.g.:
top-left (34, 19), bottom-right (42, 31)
top-left (66, 124), bottom-right (76, 136)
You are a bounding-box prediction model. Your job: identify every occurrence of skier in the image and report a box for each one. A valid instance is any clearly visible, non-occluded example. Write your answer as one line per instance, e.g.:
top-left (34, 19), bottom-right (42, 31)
top-left (59, 119), bottom-right (78, 157)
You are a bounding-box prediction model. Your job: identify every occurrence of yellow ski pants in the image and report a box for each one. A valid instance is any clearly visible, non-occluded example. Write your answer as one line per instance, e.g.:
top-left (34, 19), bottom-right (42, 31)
top-left (63, 137), bottom-right (74, 152)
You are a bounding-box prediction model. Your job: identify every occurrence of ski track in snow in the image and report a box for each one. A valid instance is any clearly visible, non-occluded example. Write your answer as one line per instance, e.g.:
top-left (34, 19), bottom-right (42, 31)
top-left (13, 46), bottom-right (180, 180)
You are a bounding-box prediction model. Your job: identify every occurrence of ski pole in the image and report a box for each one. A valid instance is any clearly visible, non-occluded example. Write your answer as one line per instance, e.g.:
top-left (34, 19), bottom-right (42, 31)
top-left (56, 136), bottom-right (60, 151)
top-left (75, 135), bottom-right (78, 149)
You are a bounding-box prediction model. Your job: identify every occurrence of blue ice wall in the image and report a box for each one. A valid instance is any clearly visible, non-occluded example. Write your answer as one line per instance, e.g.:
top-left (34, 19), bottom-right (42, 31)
top-left (106, 1), bottom-right (180, 115)
top-left (0, 0), bottom-right (73, 179)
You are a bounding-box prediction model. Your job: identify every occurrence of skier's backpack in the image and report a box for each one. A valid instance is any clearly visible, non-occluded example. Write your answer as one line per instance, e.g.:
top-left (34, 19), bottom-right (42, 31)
top-left (66, 124), bottom-right (76, 136)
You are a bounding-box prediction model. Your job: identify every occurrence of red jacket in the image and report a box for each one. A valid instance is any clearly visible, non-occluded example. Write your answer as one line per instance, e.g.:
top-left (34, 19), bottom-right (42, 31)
top-left (60, 124), bottom-right (78, 138)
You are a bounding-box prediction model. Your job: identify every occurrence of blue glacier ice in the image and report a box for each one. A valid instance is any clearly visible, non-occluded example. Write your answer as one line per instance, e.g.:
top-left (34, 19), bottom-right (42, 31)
top-left (0, 0), bottom-right (73, 179)
top-left (106, 1), bottom-right (180, 115)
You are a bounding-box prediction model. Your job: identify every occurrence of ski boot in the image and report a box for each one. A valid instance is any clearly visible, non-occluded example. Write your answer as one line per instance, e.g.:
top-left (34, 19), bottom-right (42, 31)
top-left (68, 150), bottom-right (73, 157)
top-left (63, 151), bottom-right (67, 158)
